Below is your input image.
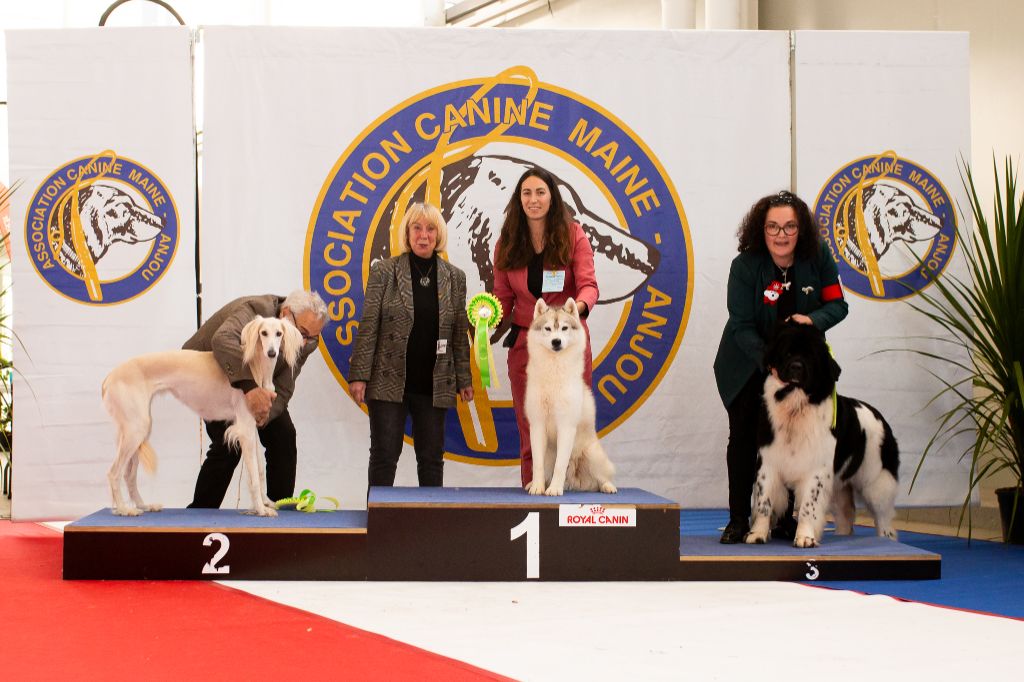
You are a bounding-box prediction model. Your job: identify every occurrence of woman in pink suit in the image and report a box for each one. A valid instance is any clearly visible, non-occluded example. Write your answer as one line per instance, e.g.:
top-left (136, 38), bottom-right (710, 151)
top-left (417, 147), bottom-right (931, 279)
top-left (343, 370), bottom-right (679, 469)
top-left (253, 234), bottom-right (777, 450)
top-left (492, 166), bottom-right (600, 487)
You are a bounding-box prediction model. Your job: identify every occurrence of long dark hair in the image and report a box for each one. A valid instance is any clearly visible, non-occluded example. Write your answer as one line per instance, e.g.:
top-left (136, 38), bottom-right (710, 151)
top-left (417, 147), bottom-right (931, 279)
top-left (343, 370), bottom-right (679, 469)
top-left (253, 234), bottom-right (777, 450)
top-left (494, 166), bottom-right (574, 271)
top-left (736, 190), bottom-right (819, 261)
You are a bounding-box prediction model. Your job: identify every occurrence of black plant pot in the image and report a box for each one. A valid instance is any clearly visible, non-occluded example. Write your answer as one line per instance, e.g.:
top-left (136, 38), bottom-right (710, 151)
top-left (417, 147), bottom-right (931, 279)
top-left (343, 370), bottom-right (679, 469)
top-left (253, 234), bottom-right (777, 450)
top-left (996, 487), bottom-right (1024, 544)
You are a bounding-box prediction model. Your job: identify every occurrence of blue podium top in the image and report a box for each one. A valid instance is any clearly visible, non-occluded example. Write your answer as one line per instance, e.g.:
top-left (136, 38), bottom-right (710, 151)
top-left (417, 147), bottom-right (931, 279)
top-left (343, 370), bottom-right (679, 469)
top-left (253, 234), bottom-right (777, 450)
top-left (367, 486), bottom-right (678, 507)
top-left (66, 508), bottom-right (368, 531)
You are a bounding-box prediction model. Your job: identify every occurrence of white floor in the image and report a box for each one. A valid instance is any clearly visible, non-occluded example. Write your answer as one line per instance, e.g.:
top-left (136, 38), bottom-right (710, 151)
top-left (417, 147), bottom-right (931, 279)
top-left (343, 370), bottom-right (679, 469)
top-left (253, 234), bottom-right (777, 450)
top-left (224, 579), bottom-right (1023, 680)
top-left (7, 495), bottom-right (1020, 679)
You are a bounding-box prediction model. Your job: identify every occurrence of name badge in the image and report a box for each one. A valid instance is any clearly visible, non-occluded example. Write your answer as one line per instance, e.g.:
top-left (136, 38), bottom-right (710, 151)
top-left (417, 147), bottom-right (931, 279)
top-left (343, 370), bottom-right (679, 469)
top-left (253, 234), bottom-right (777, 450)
top-left (436, 339), bottom-right (448, 355)
top-left (542, 270), bottom-right (566, 293)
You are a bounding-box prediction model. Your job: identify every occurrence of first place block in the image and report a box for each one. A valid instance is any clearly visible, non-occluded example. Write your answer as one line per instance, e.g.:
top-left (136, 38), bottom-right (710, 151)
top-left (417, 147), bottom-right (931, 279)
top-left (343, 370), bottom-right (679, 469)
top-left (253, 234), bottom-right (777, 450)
top-left (366, 486), bottom-right (681, 581)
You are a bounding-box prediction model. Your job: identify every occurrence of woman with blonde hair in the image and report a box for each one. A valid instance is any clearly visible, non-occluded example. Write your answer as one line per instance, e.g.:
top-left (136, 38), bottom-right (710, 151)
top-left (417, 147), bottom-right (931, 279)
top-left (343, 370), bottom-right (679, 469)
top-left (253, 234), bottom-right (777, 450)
top-left (348, 202), bottom-right (473, 487)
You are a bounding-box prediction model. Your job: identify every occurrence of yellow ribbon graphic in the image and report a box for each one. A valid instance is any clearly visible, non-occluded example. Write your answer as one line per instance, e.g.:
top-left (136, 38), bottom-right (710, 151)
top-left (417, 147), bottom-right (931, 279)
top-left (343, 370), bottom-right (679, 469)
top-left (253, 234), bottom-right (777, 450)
top-left (386, 67), bottom-right (541, 456)
top-left (52, 149), bottom-right (120, 302)
top-left (388, 66), bottom-right (541, 254)
top-left (836, 150), bottom-right (898, 298)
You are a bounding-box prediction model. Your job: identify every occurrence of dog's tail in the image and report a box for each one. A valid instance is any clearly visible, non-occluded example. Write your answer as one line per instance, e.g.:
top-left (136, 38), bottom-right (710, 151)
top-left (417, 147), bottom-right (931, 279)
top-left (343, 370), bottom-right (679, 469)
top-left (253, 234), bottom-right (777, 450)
top-left (137, 441), bottom-right (157, 474)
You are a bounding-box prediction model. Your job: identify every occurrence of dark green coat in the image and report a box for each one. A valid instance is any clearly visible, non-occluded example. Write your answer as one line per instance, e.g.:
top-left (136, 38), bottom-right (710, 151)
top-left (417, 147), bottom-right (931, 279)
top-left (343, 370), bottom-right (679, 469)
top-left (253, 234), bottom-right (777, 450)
top-left (713, 242), bottom-right (848, 407)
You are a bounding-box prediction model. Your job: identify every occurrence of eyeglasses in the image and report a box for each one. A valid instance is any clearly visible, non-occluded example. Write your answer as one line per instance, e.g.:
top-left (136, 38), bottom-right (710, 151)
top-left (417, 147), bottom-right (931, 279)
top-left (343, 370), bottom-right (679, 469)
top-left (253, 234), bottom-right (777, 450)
top-left (289, 312), bottom-right (320, 345)
top-left (765, 221), bottom-right (799, 236)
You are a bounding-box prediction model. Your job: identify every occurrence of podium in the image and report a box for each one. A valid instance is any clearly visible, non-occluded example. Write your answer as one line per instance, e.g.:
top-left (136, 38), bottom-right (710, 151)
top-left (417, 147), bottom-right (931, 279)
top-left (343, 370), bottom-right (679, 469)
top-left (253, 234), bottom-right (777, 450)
top-left (367, 487), bottom-right (680, 580)
top-left (62, 487), bottom-right (940, 581)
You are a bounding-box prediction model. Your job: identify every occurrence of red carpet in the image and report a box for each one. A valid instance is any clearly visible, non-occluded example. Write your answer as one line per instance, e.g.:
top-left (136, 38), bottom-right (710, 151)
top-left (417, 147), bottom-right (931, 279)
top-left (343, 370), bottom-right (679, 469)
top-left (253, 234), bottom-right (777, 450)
top-left (0, 521), bottom-right (511, 681)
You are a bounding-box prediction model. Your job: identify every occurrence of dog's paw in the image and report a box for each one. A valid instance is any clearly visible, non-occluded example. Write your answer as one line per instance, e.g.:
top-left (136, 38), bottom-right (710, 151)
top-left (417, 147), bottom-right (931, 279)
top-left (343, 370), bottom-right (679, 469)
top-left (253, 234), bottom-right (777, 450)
top-left (525, 481), bottom-right (546, 496)
top-left (256, 506), bottom-right (279, 518)
top-left (544, 485), bottom-right (564, 496)
top-left (878, 526), bottom-right (898, 540)
top-left (793, 535), bottom-right (820, 548)
top-left (113, 506), bottom-right (142, 517)
top-left (138, 503), bottom-right (163, 512)
top-left (744, 531), bottom-right (768, 544)
top-left (600, 482), bottom-right (618, 494)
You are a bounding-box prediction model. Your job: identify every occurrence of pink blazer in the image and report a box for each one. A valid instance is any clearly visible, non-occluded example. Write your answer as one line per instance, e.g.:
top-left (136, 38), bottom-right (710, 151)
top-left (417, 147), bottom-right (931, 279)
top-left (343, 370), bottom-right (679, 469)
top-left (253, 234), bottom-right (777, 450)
top-left (493, 222), bottom-right (599, 328)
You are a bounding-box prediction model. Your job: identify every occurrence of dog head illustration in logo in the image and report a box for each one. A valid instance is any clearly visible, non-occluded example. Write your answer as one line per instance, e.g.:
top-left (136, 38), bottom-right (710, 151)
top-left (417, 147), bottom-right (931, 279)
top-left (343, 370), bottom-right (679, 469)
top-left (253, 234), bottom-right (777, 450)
top-left (814, 152), bottom-right (956, 300)
top-left (839, 181), bottom-right (941, 274)
top-left (375, 154), bottom-right (661, 311)
top-left (308, 67), bottom-right (692, 463)
top-left (49, 183), bottom-right (164, 277)
top-left (27, 151), bottom-right (180, 305)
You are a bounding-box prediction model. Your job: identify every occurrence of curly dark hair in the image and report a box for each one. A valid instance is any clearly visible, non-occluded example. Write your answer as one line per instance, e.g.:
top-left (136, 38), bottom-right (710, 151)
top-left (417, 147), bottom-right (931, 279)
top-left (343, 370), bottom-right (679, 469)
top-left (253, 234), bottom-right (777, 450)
top-left (736, 190), bottom-right (820, 261)
top-left (494, 166), bottom-right (574, 271)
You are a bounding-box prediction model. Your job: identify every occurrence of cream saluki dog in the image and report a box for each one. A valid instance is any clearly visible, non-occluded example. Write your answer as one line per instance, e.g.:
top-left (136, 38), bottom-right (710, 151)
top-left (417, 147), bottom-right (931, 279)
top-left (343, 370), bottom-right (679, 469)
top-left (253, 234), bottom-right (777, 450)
top-left (102, 315), bottom-right (303, 516)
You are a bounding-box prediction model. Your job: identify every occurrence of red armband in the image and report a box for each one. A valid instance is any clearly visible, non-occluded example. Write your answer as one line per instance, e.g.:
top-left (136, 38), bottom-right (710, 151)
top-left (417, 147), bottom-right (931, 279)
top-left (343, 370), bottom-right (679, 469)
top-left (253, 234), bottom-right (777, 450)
top-left (821, 283), bottom-right (844, 302)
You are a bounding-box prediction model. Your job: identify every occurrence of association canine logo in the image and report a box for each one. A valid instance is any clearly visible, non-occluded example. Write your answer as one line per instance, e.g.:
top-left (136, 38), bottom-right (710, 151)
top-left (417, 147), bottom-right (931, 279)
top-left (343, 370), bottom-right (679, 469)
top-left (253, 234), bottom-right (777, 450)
top-left (307, 66), bottom-right (692, 464)
top-left (812, 151), bottom-right (956, 301)
top-left (25, 150), bottom-right (179, 305)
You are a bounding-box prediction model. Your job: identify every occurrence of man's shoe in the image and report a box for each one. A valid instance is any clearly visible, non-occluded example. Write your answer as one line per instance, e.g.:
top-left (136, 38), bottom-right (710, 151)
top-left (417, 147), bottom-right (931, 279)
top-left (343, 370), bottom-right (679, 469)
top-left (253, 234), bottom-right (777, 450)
top-left (772, 514), bottom-right (797, 540)
top-left (719, 518), bottom-right (749, 544)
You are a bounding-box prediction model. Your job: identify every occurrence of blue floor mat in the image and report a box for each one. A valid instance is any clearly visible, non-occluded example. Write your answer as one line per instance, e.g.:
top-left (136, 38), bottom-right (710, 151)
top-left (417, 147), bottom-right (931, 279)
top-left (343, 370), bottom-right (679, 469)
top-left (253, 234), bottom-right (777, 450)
top-left (814, 529), bottom-right (1024, 619)
top-left (685, 509), bottom-right (1024, 619)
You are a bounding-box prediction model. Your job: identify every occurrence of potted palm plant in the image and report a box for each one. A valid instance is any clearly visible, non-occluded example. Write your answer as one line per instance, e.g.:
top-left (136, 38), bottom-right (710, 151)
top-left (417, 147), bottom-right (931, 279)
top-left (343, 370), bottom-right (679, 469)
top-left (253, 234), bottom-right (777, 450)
top-left (905, 157), bottom-right (1024, 543)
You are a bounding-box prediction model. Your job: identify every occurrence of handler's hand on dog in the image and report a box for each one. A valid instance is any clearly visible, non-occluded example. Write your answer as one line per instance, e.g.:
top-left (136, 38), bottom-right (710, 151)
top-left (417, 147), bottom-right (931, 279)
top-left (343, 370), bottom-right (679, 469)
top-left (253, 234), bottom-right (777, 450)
top-left (245, 388), bottom-right (275, 426)
top-left (350, 381), bottom-right (367, 405)
top-left (788, 314), bottom-right (814, 326)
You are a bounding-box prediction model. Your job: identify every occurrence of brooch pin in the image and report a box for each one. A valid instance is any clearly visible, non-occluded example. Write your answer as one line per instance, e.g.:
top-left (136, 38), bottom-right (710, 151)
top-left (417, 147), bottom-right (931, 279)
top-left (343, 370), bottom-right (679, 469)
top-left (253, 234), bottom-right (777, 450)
top-left (764, 281), bottom-right (784, 305)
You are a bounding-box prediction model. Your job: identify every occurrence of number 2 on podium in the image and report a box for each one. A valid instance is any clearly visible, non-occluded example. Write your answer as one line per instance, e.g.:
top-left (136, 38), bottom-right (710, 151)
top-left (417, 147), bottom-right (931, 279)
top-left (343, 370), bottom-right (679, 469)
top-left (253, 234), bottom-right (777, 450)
top-left (202, 532), bottom-right (231, 575)
top-left (510, 512), bottom-right (540, 579)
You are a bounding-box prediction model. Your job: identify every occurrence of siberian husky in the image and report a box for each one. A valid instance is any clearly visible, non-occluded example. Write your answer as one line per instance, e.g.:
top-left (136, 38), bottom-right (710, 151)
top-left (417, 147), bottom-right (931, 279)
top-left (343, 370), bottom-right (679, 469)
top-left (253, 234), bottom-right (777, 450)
top-left (524, 298), bottom-right (617, 496)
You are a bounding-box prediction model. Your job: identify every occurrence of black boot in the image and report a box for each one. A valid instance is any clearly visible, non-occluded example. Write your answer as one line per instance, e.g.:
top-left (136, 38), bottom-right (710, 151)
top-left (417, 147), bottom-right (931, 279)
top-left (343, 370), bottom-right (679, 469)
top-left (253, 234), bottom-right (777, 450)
top-left (720, 517), bottom-right (750, 544)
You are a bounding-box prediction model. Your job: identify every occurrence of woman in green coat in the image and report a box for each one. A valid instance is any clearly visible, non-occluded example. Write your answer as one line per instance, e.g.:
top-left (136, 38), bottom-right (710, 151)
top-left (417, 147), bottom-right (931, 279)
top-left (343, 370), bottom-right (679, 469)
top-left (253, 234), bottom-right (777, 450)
top-left (713, 191), bottom-right (849, 543)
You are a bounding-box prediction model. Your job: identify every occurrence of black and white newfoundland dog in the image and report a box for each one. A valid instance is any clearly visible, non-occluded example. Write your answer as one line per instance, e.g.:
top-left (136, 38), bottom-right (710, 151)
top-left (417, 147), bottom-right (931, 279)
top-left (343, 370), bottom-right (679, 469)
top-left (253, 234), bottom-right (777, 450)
top-left (745, 321), bottom-right (900, 548)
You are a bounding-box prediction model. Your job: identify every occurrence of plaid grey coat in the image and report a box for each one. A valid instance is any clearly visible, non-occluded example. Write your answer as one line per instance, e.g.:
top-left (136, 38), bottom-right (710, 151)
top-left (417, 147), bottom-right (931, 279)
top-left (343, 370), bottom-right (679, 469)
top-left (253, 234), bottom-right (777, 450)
top-left (348, 254), bottom-right (472, 408)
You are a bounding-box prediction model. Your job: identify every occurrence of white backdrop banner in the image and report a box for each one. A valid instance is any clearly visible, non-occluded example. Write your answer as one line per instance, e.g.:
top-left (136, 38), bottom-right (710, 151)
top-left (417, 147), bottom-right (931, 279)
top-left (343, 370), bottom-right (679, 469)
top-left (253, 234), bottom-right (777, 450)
top-left (794, 31), bottom-right (972, 504)
top-left (6, 28), bottom-right (198, 519)
top-left (5, 27), bottom-right (971, 518)
top-left (201, 27), bottom-right (792, 509)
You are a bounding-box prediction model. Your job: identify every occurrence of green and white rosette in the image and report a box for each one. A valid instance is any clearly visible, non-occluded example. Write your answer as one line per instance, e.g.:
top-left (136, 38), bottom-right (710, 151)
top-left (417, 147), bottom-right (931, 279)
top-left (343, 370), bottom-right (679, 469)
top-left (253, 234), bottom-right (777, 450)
top-left (467, 292), bottom-right (503, 388)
